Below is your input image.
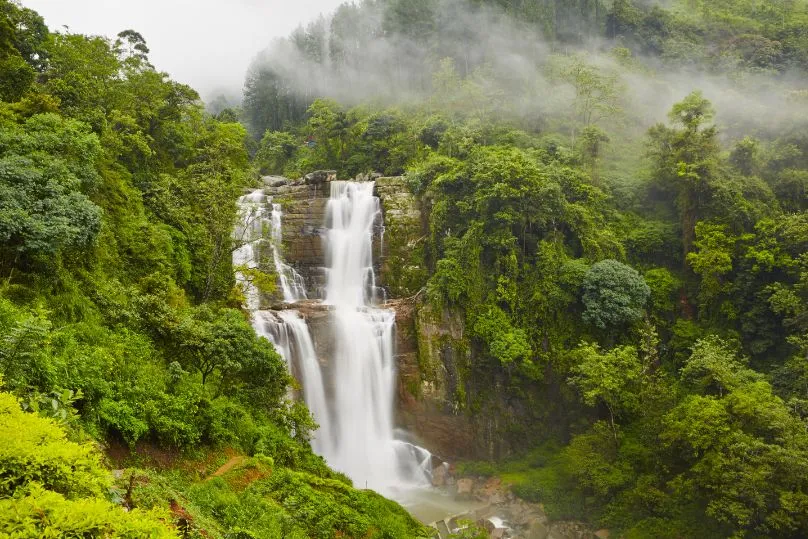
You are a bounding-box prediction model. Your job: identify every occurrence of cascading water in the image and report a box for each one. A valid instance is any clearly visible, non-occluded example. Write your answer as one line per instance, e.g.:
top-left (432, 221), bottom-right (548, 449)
top-left (234, 189), bottom-right (306, 358)
top-left (319, 181), bottom-right (431, 492)
top-left (233, 189), bottom-right (267, 312)
top-left (234, 181), bottom-right (432, 501)
top-left (275, 309), bottom-right (332, 455)
top-left (234, 189), bottom-right (307, 305)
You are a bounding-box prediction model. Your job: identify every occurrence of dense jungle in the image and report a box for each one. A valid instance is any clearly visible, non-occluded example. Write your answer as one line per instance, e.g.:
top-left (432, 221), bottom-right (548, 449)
top-left (1, 0), bottom-right (808, 537)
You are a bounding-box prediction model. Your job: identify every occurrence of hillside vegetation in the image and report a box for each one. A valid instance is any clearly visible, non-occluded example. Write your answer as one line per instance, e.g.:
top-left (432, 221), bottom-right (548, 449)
top-left (240, 0), bottom-right (808, 537)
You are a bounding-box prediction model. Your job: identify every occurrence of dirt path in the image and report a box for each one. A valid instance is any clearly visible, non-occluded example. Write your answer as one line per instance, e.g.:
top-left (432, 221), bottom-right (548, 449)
top-left (208, 456), bottom-right (248, 479)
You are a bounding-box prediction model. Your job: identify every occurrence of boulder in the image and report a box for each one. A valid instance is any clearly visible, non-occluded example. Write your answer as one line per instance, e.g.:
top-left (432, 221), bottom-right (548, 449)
top-left (432, 463), bottom-right (449, 487)
top-left (262, 175), bottom-right (289, 187)
top-left (304, 170), bottom-right (336, 185)
top-left (594, 530), bottom-right (609, 539)
top-left (478, 476), bottom-right (506, 503)
top-left (456, 478), bottom-right (474, 500)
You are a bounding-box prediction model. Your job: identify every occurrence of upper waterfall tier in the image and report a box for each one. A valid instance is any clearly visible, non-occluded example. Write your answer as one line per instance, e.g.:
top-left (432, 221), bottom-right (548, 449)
top-left (324, 181), bottom-right (383, 307)
top-left (233, 189), bottom-right (267, 312)
top-left (234, 188), bottom-right (308, 306)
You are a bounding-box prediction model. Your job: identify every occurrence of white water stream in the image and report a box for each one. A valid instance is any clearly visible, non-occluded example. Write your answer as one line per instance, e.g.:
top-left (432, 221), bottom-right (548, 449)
top-left (234, 182), bottom-right (433, 500)
top-left (321, 182), bottom-right (432, 491)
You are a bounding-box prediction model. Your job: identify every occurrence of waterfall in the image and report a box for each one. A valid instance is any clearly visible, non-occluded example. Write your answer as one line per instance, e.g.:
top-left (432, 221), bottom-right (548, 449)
top-left (252, 309), bottom-right (332, 453)
top-left (234, 189), bottom-right (307, 305)
top-left (234, 181), bottom-right (432, 499)
top-left (319, 181), bottom-right (430, 491)
top-left (324, 182), bottom-right (382, 306)
top-left (233, 189), bottom-right (267, 312)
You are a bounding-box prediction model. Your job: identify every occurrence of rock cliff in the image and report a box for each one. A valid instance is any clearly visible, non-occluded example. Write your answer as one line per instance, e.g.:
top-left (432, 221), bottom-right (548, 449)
top-left (262, 172), bottom-right (501, 461)
top-left (261, 174), bottom-right (332, 298)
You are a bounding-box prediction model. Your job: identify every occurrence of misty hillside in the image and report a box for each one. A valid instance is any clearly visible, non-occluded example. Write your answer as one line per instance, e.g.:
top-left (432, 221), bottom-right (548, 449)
top-left (242, 0), bottom-right (808, 135)
top-left (1, 0), bottom-right (808, 537)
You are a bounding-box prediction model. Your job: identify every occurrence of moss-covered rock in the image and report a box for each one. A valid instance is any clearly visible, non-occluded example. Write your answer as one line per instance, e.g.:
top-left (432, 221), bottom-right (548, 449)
top-left (375, 176), bottom-right (429, 298)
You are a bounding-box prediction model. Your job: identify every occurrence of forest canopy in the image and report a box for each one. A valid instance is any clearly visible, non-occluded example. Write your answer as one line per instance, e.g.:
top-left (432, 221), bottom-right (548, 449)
top-left (1, 0), bottom-right (808, 537)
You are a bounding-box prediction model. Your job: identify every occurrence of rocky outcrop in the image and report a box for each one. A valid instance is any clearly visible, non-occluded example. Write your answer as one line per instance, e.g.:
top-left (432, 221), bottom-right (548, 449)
top-left (261, 175), bottom-right (289, 188)
top-left (262, 176), bottom-right (330, 296)
top-left (375, 176), bottom-right (428, 298)
top-left (304, 170), bottom-right (337, 185)
top-left (391, 298), bottom-right (482, 460)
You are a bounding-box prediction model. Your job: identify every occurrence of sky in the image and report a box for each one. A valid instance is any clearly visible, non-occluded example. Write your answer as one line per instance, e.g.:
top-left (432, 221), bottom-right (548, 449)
top-left (22, 0), bottom-right (347, 100)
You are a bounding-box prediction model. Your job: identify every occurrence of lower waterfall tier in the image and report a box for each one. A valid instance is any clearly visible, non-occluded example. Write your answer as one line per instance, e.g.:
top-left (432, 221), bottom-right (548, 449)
top-left (253, 306), bottom-right (434, 495)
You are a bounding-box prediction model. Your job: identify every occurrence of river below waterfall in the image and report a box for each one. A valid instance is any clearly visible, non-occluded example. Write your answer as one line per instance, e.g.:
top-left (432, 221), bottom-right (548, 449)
top-left (396, 488), bottom-right (489, 524)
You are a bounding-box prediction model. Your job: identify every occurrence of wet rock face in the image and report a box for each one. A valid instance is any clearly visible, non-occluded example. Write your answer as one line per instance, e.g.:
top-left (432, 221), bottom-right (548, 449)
top-left (375, 176), bottom-right (428, 298)
top-left (262, 178), bottom-right (331, 296)
top-left (392, 298), bottom-right (481, 460)
top-left (262, 173), bottom-right (388, 300)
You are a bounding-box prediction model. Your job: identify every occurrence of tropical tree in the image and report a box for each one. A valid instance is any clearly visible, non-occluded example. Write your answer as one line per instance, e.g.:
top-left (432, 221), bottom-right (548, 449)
top-left (571, 343), bottom-right (643, 443)
top-left (0, 114), bottom-right (102, 273)
top-left (647, 92), bottom-right (722, 261)
top-left (582, 259), bottom-right (650, 331)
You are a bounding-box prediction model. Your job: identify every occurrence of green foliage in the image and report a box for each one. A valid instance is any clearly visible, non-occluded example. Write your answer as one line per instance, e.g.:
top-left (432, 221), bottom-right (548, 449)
top-left (644, 267), bottom-right (681, 318)
top-left (0, 4), bottom-right (304, 478)
top-left (0, 54), bottom-right (34, 101)
top-left (0, 484), bottom-right (177, 539)
top-left (0, 391), bottom-right (108, 499)
top-left (570, 344), bottom-right (644, 441)
top-left (550, 54), bottom-right (622, 128)
top-left (647, 91), bottom-right (722, 258)
top-left (472, 304), bottom-right (533, 366)
top-left (581, 260), bottom-right (650, 331)
top-left (180, 459), bottom-right (431, 539)
top-left (679, 336), bottom-right (759, 396)
top-left (687, 222), bottom-right (739, 309)
top-left (659, 337), bottom-right (808, 536)
top-left (571, 344), bottom-right (642, 413)
top-left (0, 114), bottom-right (102, 267)
top-left (0, 1), bottom-right (46, 101)
top-left (254, 130), bottom-right (298, 175)
top-left (171, 306), bottom-right (289, 395)
top-left (0, 389), bottom-right (176, 537)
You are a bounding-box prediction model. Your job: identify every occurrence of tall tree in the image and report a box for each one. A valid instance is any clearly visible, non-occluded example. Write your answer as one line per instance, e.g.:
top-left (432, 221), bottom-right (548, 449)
top-left (647, 92), bottom-right (722, 262)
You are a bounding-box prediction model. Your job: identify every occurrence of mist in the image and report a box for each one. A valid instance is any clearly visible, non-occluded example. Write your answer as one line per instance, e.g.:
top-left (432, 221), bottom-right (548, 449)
top-left (21, 0), bottom-right (349, 100)
top-left (244, 0), bottom-right (808, 143)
